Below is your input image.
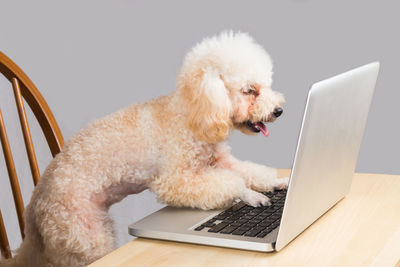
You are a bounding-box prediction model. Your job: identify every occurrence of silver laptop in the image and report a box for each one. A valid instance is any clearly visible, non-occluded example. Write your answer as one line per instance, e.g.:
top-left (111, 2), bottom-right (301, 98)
top-left (128, 62), bottom-right (380, 252)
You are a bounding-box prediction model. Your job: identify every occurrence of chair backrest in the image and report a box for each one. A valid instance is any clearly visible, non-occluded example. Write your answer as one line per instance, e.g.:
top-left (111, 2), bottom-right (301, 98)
top-left (0, 51), bottom-right (64, 259)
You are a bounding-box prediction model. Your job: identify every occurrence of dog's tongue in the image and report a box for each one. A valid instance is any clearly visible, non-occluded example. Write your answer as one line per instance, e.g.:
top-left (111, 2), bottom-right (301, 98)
top-left (255, 122), bottom-right (269, 137)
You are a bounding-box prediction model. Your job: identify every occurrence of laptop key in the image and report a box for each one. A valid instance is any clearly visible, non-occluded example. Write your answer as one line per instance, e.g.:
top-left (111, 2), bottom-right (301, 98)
top-left (231, 221), bottom-right (245, 227)
top-left (242, 222), bottom-right (257, 228)
top-left (202, 220), bottom-right (217, 228)
top-left (232, 228), bottom-right (248, 235)
top-left (262, 207), bottom-right (275, 214)
top-left (214, 211), bottom-right (232, 220)
top-left (256, 231), bottom-right (269, 238)
top-left (239, 225), bottom-right (252, 231)
top-left (220, 225), bottom-right (239, 234)
top-left (256, 225), bottom-right (276, 237)
top-left (194, 225), bottom-right (205, 231)
top-left (258, 221), bottom-right (271, 227)
top-left (231, 202), bottom-right (247, 211)
top-left (244, 227), bottom-right (264, 237)
top-left (226, 214), bottom-right (242, 221)
top-left (208, 222), bottom-right (229, 233)
top-left (271, 221), bottom-right (280, 228)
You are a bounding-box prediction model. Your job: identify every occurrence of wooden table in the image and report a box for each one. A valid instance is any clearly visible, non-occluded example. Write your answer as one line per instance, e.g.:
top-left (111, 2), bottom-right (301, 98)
top-left (89, 171), bottom-right (400, 267)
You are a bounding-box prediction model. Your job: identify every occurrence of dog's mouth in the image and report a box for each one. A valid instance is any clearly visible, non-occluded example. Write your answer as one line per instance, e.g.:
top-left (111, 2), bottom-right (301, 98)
top-left (246, 120), bottom-right (269, 137)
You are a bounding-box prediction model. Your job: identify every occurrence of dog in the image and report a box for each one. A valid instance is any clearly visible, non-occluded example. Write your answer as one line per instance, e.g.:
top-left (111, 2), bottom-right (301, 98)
top-left (1, 31), bottom-right (287, 267)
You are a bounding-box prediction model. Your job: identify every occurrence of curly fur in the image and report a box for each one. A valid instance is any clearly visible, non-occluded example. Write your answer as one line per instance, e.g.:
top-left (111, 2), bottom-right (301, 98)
top-left (0, 31), bottom-right (287, 267)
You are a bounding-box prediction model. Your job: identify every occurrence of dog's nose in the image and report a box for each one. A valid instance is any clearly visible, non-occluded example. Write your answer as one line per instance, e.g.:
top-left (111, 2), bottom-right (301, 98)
top-left (273, 107), bottom-right (283, 117)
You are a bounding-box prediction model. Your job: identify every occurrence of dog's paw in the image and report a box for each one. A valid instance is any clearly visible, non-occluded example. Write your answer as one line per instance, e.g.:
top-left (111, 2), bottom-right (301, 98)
top-left (273, 177), bottom-right (289, 190)
top-left (240, 188), bottom-right (271, 207)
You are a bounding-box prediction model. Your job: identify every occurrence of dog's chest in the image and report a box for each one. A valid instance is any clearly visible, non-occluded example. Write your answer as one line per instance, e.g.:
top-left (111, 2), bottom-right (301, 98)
top-left (91, 181), bottom-right (147, 209)
top-left (191, 143), bottom-right (218, 168)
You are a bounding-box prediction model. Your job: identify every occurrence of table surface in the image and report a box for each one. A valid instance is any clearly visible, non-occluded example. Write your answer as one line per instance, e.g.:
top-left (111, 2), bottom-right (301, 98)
top-left (89, 170), bottom-right (400, 267)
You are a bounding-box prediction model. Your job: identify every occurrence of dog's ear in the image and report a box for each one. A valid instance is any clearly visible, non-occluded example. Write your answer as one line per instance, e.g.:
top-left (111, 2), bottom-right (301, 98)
top-left (184, 68), bottom-right (233, 143)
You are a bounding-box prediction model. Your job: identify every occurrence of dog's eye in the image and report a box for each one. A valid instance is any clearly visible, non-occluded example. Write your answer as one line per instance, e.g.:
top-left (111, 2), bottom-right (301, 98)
top-left (241, 86), bottom-right (256, 95)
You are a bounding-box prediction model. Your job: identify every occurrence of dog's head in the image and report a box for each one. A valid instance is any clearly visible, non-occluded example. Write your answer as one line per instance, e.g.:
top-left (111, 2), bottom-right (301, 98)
top-left (177, 31), bottom-right (285, 143)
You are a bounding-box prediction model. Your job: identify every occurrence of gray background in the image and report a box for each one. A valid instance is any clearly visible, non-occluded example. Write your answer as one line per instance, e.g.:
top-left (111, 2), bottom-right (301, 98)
top-left (0, 0), bottom-right (399, 251)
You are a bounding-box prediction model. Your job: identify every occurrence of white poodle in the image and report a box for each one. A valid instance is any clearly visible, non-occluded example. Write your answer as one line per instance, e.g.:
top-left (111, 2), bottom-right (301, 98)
top-left (1, 31), bottom-right (287, 267)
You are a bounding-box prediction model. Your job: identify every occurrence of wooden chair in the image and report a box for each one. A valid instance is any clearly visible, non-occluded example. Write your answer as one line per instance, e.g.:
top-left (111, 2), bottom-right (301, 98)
top-left (0, 51), bottom-right (64, 259)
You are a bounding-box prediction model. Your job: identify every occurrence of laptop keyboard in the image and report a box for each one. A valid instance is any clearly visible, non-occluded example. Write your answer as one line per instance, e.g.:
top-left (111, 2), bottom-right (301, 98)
top-left (194, 189), bottom-right (287, 238)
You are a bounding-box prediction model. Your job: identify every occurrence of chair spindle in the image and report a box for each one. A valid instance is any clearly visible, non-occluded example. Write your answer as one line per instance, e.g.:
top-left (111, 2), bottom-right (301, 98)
top-left (0, 211), bottom-right (12, 259)
top-left (12, 78), bottom-right (40, 186)
top-left (0, 109), bottom-right (25, 238)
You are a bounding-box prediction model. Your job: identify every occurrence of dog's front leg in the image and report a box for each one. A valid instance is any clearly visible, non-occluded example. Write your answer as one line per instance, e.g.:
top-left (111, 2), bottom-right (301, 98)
top-left (216, 144), bottom-right (289, 193)
top-left (149, 168), bottom-right (270, 210)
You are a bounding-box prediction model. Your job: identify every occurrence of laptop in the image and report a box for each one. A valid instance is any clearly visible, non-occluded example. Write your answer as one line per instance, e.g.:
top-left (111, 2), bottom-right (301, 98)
top-left (128, 62), bottom-right (380, 252)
